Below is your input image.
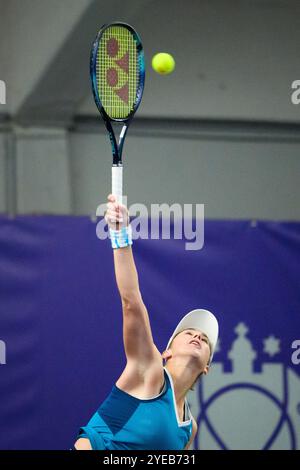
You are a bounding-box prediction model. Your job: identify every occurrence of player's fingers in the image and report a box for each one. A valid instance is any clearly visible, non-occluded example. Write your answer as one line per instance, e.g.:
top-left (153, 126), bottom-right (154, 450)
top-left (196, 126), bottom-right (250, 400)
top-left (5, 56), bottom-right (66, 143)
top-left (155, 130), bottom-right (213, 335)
top-left (118, 203), bottom-right (128, 213)
top-left (119, 205), bottom-right (129, 217)
top-left (118, 206), bottom-right (128, 225)
top-left (107, 194), bottom-right (116, 203)
top-left (105, 214), bottom-right (117, 224)
top-left (106, 208), bottom-right (117, 218)
top-left (106, 209), bottom-right (123, 223)
top-left (106, 209), bottom-right (120, 218)
top-left (107, 202), bottom-right (118, 211)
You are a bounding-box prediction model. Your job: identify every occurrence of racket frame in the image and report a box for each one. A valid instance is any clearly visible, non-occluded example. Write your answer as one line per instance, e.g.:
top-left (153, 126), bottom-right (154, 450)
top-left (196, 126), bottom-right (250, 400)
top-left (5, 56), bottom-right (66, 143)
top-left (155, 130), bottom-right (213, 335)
top-left (90, 22), bottom-right (145, 167)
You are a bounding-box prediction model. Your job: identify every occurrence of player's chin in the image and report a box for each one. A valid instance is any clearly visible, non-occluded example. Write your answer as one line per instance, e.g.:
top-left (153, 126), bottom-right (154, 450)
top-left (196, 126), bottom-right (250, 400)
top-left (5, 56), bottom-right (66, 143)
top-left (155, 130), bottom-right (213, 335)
top-left (187, 348), bottom-right (205, 361)
top-left (188, 348), bottom-right (209, 364)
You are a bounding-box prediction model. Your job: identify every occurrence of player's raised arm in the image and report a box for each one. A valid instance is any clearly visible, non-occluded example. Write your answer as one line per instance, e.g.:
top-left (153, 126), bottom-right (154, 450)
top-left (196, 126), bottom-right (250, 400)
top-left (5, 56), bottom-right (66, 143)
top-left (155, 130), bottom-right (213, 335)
top-left (105, 195), bottom-right (161, 370)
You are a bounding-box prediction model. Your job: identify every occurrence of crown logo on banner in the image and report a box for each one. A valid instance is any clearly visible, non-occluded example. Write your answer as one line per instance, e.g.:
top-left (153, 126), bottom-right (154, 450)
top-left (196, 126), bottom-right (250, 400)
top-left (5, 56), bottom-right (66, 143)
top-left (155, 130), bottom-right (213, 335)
top-left (188, 322), bottom-right (300, 450)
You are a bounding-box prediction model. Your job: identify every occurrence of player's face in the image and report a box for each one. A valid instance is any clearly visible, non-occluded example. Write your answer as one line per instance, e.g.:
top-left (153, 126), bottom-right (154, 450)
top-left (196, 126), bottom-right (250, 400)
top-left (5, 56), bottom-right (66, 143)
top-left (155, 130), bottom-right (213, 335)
top-left (171, 329), bottom-right (211, 365)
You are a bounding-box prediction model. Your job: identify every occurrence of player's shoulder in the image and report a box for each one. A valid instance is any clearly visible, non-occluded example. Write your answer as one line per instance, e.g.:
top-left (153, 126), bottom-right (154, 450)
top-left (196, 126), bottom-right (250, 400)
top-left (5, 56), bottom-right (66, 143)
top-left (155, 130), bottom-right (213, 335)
top-left (116, 351), bottom-right (165, 397)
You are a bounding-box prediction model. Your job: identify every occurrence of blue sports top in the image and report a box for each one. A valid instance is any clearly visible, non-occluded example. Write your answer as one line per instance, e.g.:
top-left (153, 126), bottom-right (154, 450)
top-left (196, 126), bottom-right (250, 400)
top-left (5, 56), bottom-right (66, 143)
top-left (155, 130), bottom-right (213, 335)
top-left (78, 367), bottom-right (193, 450)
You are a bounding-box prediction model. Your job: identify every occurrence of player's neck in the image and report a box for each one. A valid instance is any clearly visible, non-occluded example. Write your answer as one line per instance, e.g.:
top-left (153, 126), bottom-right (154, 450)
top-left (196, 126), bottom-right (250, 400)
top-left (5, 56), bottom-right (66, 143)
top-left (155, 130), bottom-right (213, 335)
top-left (165, 360), bottom-right (199, 404)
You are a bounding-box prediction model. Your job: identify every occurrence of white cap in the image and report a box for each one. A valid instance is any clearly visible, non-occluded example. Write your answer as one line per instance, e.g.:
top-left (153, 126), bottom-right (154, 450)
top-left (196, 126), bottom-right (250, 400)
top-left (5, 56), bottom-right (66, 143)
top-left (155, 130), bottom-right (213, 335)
top-left (166, 309), bottom-right (219, 364)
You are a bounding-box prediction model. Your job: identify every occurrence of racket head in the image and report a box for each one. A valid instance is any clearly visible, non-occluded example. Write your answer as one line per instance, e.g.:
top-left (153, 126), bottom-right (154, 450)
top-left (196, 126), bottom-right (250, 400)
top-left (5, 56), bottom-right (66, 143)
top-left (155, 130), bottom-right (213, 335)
top-left (90, 22), bottom-right (145, 123)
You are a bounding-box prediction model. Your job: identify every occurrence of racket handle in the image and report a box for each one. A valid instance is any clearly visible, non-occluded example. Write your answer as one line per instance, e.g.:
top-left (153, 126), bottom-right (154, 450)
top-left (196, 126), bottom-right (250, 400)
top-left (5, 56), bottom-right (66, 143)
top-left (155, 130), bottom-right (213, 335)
top-left (112, 165), bottom-right (123, 205)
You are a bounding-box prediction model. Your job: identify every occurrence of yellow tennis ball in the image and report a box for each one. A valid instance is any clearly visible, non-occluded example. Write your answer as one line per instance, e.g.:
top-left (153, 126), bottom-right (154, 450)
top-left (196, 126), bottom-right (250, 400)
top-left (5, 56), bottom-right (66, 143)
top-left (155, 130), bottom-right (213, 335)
top-left (152, 53), bottom-right (175, 75)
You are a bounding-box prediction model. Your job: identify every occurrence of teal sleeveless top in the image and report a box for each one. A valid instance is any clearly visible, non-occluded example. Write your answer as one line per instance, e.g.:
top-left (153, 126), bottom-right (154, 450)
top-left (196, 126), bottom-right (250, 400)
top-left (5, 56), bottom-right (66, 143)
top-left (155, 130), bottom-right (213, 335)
top-left (78, 367), bottom-right (193, 450)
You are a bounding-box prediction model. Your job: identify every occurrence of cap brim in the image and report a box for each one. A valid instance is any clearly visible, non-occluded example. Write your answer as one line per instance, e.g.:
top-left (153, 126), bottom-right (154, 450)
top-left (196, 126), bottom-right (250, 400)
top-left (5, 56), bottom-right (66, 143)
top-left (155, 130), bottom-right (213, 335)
top-left (166, 309), bottom-right (219, 363)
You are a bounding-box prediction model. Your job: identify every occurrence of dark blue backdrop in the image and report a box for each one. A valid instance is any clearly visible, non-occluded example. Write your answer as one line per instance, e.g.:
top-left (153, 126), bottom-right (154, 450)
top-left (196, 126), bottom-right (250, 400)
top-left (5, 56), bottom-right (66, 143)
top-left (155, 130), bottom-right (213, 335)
top-left (0, 216), bottom-right (299, 449)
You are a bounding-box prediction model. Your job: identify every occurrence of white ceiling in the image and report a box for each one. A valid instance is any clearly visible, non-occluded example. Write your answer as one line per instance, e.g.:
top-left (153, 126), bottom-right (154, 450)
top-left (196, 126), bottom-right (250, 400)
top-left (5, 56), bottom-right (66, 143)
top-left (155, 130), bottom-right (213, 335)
top-left (0, 0), bottom-right (299, 124)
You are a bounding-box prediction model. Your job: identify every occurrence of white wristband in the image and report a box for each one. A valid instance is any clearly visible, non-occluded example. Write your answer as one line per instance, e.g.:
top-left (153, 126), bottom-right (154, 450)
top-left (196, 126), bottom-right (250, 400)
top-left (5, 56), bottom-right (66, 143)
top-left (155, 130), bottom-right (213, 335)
top-left (109, 225), bottom-right (133, 249)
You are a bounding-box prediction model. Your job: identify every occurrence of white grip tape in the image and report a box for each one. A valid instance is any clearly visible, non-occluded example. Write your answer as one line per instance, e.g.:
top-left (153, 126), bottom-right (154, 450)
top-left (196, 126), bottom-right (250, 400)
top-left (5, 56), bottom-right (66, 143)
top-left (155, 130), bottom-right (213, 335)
top-left (112, 166), bottom-right (123, 205)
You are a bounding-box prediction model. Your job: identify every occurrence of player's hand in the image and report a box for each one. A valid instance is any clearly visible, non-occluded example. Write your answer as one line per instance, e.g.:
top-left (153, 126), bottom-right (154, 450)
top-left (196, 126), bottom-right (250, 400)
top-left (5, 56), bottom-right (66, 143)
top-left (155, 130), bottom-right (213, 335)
top-left (105, 194), bottom-right (129, 230)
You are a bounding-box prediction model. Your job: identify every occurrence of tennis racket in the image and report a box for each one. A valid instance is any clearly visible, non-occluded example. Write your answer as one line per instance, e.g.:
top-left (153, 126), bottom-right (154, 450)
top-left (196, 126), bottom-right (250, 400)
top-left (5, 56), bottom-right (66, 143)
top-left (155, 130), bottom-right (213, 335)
top-left (90, 22), bottom-right (145, 206)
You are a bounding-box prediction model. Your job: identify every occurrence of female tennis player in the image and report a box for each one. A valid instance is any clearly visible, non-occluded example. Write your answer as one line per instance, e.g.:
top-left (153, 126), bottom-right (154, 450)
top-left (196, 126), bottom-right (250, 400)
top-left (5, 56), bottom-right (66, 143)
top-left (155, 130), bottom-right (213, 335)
top-left (74, 194), bottom-right (219, 450)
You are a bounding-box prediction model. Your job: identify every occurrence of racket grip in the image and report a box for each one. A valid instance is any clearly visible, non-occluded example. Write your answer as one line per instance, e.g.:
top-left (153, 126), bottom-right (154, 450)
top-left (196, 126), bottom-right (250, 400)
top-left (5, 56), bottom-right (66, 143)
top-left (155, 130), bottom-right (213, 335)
top-left (112, 165), bottom-right (123, 205)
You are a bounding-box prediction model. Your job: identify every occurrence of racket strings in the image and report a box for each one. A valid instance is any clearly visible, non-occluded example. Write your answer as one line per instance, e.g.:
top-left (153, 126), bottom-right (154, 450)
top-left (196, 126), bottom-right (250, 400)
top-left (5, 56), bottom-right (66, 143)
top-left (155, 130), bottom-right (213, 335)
top-left (96, 26), bottom-right (140, 119)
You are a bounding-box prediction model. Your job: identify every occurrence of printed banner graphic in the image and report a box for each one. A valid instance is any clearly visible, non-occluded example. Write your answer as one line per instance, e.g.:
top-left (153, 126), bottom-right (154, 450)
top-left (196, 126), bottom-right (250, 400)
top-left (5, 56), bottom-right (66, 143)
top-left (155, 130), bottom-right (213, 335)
top-left (0, 216), bottom-right (299, 450)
